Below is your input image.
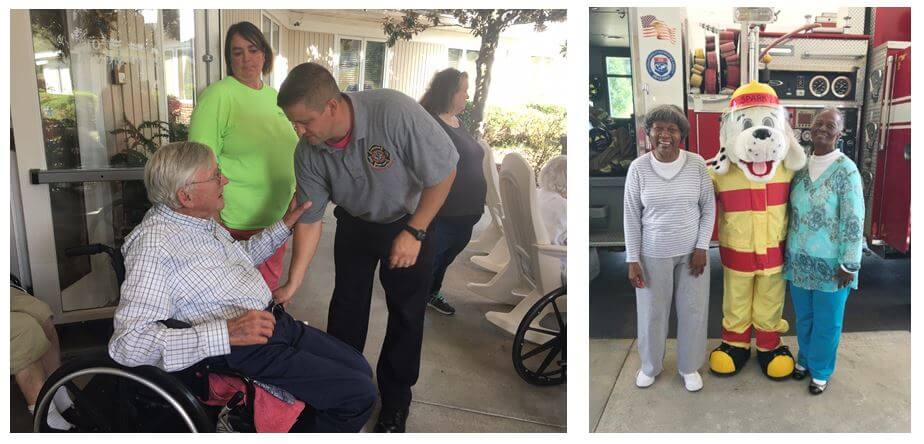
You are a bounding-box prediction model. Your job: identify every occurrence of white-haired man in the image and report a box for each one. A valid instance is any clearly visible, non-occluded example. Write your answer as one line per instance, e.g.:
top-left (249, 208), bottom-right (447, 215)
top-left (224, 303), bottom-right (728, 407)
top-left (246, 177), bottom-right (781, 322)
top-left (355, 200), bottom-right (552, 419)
top-left (109, 141), bottom-right (376, 432)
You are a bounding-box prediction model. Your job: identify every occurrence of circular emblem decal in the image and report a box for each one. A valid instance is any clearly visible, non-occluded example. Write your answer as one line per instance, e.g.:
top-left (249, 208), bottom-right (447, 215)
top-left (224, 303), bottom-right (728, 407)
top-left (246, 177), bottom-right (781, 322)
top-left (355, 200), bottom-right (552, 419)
top-left (646, 50), bottom-right (676, 82)
top-left (367, 145), bottom-right (393, 169)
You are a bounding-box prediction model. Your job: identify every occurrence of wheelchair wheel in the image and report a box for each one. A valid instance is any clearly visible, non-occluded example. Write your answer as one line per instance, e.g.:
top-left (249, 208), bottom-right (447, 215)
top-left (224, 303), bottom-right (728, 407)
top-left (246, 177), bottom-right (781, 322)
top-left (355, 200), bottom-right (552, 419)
top-left (512, 286), bottom-right (566, 386)
top-left (33, 352), bottom-right (215, 432)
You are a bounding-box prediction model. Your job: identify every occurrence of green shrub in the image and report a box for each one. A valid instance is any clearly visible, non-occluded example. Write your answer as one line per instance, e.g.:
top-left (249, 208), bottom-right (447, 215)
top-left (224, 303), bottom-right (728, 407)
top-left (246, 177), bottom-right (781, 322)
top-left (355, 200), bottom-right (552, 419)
top-left (482, 103), bottom-right (565, 173)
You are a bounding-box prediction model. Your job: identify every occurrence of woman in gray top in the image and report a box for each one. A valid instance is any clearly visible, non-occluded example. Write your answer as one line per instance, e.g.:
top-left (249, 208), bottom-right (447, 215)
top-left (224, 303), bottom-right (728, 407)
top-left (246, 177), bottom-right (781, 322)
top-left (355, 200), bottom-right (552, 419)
top-left (623, 104), bottom-right (716, 392)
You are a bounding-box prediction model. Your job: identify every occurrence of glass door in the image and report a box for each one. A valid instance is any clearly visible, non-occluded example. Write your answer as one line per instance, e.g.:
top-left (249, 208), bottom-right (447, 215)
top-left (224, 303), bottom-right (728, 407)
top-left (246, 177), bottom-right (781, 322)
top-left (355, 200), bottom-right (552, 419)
top-left (11, 9), bottom-right (209, 323)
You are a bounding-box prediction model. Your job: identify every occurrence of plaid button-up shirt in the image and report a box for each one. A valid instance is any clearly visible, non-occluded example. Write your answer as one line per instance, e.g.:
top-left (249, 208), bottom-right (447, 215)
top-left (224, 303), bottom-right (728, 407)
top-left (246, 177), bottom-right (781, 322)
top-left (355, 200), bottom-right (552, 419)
top-left (108, 204), bottom-right (290, 372)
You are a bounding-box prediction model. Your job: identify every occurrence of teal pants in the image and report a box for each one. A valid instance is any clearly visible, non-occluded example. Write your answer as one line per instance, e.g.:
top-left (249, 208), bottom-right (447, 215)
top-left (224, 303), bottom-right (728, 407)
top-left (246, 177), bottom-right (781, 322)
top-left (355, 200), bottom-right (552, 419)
top-left (788, 283), bottom-right (851, 381)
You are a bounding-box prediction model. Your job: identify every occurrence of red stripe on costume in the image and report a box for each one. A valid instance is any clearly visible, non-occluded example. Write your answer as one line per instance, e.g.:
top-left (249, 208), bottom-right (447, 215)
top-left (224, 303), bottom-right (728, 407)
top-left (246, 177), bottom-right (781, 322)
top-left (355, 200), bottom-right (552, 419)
top-left (722, 326), bottom-right (753, 344)
top-left (719, 246), bottom-right (784, 272)
top-left (755, 328), bottom-right (781, 351)
top-left (718, 188), bottom-right (766, 212)
top-left (718, 182), bottom-right (790, 213)
top-left (765, 182), bottom-right (790, 206)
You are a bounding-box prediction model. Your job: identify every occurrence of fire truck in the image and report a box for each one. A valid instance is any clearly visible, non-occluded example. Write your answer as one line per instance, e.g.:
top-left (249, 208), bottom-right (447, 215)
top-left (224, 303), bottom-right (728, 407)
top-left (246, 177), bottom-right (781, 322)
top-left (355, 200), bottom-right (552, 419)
top-left (589, 6), bottom-right (911, 258)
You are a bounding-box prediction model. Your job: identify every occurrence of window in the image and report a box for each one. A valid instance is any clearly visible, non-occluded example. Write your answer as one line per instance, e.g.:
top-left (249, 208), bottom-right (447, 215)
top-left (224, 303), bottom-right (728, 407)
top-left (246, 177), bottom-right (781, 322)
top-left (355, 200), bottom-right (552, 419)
top-left (337, 37), bottom-right (387, 92)
top-left (605, 56), bottom-right (633, 118)
top-left (262, 14), bottom-right (281, 88)
top-left (448, 48), bottom-right (479, 96)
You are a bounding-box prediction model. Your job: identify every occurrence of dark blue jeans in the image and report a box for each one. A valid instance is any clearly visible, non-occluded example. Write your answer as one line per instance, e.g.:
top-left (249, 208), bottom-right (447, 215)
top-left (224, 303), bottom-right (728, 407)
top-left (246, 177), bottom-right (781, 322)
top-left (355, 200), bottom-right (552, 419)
top-left (429, 214), bottom-right (482, 296)
top-left (216, 309), bottom-right (377, 432)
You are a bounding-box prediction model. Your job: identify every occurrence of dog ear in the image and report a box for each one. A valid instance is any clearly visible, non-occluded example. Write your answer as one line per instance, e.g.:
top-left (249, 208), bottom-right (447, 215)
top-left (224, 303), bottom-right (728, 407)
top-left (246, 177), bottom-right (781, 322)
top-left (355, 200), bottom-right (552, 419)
top-left (783, 126), bottom-right (807, 171)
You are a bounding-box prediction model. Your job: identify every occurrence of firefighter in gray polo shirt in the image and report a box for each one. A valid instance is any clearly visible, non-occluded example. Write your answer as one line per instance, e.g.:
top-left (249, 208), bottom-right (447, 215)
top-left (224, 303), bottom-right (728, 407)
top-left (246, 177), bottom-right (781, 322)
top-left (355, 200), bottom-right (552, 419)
top-left (275, 63), bottom-right (458, 433)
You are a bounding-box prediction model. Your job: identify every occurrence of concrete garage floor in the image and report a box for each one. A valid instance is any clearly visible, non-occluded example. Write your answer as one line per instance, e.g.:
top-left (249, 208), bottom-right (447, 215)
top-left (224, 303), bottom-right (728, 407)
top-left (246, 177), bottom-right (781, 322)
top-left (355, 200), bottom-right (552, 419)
top-left (10, 208), bottom-right (566, 433)
top-left (589, 248), bottom-right (910, 433)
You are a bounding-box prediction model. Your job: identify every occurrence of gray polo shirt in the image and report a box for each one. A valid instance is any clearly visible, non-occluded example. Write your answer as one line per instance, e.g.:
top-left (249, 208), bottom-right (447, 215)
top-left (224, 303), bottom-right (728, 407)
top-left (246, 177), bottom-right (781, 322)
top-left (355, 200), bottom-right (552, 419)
top-left (294, 88), bottom-right (459, 224)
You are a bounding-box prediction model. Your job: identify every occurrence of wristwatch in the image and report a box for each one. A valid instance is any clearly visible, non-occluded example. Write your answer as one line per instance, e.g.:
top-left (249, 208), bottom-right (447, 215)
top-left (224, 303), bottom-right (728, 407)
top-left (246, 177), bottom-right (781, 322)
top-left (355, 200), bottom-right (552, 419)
top-left (403, 224), bottom-right (427, 241)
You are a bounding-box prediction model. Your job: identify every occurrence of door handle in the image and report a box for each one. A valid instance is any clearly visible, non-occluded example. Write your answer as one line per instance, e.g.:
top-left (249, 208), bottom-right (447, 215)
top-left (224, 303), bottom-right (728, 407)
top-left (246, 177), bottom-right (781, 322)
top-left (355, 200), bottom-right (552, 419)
top-left (904, 143), bottom-right (910, 161)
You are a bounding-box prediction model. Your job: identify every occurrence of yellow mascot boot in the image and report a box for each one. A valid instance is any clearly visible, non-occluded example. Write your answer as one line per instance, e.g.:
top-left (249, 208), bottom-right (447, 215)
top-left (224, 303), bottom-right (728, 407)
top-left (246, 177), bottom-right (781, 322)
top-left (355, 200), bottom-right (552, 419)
top-left (709, 343), bottom-right (751, 376)
top-left (757, 346), bottom-right (795, 380)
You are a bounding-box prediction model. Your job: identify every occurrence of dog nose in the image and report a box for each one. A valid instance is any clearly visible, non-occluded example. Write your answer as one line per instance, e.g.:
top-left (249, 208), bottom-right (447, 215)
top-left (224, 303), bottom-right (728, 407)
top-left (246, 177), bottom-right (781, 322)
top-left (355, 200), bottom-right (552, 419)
top-left (753, 128), bottom-right (771, 140)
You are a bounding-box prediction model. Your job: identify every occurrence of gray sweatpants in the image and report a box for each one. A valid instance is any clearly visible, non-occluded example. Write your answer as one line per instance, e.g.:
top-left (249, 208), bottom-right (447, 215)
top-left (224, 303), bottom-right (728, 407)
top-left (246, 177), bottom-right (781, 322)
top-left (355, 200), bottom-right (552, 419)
top-left (635, 253), bottom-right (710, 375)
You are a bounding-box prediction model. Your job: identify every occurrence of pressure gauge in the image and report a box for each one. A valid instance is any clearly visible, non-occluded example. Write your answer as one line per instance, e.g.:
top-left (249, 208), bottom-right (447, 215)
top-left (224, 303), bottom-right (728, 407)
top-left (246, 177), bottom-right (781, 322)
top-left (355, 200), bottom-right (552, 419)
top-left (831, 76), bottom-right (852, 99)
top-left (809, 75), bottom-right (830, 98)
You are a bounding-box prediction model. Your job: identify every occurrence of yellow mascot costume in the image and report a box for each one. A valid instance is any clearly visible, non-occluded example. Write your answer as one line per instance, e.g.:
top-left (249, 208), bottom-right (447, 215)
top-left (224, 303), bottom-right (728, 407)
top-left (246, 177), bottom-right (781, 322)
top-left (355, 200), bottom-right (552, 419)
top-left (707, 81), bottom-right (806, 380)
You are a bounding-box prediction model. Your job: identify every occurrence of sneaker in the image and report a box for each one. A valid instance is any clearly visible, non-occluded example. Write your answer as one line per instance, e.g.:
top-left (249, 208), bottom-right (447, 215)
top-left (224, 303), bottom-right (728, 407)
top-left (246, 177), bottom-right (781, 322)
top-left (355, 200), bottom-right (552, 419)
top-left (635, 370), bottom-right (656, 388)
top-left (427, 293), bottom-right (456, 315)
top-left (680, 371), bottom-right (703, 392)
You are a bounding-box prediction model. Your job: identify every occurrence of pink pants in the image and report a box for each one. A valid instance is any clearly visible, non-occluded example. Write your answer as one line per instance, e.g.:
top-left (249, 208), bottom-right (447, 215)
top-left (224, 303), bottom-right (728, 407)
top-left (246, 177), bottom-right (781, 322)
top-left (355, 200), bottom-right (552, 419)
top-left (223, 225), bottom-right (288, 292)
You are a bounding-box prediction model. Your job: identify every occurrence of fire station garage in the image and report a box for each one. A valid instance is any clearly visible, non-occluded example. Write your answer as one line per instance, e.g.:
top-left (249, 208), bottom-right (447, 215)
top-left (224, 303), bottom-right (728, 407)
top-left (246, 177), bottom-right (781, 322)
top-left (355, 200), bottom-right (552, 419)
top-left (589, 6), bottom-right (910, 433)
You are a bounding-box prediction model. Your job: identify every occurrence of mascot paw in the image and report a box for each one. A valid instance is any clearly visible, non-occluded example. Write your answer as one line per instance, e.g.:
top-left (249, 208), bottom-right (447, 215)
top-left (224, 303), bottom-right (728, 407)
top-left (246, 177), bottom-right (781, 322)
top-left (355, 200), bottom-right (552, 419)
top-left (757, 346), bottom-right (795, 380)
top-left (709, 343), bottom-right (751, 376)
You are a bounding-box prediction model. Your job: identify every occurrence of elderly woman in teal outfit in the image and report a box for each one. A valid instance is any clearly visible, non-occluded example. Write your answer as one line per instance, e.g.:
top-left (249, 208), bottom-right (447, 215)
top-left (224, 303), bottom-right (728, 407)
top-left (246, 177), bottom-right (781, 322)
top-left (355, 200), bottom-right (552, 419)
top-left (782, 107), bottom-right (864, 395)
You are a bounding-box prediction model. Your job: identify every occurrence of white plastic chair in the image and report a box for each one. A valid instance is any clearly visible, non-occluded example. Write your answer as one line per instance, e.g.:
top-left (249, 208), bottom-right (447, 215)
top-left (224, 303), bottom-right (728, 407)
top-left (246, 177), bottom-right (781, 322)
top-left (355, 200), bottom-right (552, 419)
top-left (469, 140), bottom-right (509, 272)
top-left (472, 152), bottom-right (566, 335)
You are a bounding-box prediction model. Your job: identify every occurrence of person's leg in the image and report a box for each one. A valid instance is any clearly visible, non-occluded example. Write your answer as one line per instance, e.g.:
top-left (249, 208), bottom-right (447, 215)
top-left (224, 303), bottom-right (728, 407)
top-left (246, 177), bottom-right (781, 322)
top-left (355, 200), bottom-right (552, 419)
top-left (752, 273), bottom-right (789, 351)
top-left (429, 215), bottom-right (479, 296)
top-left (674, 253), bottom-right (710, 375)
top-left (807, 286), bottom-right (851, 381)
top-left (38, 317), bottom-right (61, 376)
top-left (719, 269), bottom-right (755, 347)
top-left (635, 255), bottom-right (675, 378)
top-left (223, 312), bottom-right (377, 433)
top-left (327, 211), bottom-right (379, 352)
top-left (375, 221), bottom-right (437, 412)
top-left (788, 282), bottom-right (815, 370)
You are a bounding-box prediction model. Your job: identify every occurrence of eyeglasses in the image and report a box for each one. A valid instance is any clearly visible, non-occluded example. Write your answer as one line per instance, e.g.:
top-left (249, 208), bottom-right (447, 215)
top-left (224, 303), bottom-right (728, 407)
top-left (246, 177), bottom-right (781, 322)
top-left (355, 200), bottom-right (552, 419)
top-left (189, 168), bottom-right (223, 186)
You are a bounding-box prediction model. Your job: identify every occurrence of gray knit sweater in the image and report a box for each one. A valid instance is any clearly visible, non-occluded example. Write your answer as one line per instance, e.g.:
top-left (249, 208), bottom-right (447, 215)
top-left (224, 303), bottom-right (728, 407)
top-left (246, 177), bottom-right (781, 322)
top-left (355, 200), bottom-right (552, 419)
top-left (623, 151), bottom-right (715, 262)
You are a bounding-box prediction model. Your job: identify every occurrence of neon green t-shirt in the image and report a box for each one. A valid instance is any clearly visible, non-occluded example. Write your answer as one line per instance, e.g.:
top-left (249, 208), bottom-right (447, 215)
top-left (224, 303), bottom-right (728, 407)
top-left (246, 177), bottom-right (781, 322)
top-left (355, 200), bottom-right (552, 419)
top-left (189, 76), bottom-right (298, 230)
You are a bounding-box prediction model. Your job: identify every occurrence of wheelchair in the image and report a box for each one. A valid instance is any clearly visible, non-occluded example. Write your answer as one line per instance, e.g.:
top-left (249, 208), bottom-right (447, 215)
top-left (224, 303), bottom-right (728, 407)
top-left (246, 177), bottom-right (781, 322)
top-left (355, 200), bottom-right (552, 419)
top-left (33, 244), bottom-right (294, 433)
top-left (512, 285), bottom-right (566, 386)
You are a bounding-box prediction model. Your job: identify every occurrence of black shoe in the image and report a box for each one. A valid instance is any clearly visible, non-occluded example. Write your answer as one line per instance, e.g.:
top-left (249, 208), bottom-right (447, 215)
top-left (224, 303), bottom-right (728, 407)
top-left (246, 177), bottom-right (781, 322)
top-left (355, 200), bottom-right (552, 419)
top-left (809, 379), bottom-right (828, 395)
top-left (373, 407), bottom-right (408, 433)
top-left (427, 293), bottom-right (456, 315)
top-left (792, 366), bottom-right (810, 381)
top-left (757, 346), bottom-right (795, 380)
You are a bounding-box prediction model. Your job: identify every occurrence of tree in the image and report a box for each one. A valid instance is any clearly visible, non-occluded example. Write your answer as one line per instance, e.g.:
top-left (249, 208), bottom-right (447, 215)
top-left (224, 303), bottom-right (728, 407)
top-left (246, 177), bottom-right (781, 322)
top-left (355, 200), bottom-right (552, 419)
top-left (383, 9), bottom-right (566, 137)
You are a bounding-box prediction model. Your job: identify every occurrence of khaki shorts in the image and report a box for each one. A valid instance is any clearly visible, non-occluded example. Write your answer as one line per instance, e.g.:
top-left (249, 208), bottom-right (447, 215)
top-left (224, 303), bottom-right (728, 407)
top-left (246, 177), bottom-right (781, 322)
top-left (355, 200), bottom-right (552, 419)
top-left (10, 288), bottom-right (53, 374)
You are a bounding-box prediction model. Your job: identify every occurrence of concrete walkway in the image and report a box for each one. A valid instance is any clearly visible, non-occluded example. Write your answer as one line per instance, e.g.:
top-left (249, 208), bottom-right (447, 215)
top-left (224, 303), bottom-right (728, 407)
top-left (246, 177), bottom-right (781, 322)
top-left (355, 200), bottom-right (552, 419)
top-left (274, 209), bottom-right (567, 432)
top-left (590, 331), bottom-right (909, 433)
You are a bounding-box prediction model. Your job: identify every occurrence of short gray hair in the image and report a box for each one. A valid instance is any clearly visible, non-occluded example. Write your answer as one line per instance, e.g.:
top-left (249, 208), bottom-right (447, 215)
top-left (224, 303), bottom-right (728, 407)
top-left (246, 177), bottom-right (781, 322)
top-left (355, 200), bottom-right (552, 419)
top-left (815, 106), bottom-right (845, 132)
top-left (644, 104), bottom-right (689, 140)
top-left (144, 141), bottom-right (215, 209)
top-left (538, 155), bottom-right (567, 196)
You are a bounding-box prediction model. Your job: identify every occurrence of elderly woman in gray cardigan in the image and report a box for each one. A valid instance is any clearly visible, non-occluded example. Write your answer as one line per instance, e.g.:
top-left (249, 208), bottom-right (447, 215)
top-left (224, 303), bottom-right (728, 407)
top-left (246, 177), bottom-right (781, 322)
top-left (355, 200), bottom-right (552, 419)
top-left (623, 104), bottom-right (715, 392)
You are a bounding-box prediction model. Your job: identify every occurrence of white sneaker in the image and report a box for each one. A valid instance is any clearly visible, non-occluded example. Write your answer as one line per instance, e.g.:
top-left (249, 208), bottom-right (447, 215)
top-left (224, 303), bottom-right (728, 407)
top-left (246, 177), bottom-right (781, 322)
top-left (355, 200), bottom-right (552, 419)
top-left (680, 371), bottom-right (703, 392)
top-left (636, 370), bottom-right (656, 388)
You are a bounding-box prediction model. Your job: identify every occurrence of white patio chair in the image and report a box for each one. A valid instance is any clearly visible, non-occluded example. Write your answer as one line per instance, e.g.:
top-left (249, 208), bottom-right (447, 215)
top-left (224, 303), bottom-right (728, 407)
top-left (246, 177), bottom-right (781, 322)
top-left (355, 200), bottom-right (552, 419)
top-left (475, 152), bottom-right (565, 336)
top-left (469, 140), bottom-right (509, 272)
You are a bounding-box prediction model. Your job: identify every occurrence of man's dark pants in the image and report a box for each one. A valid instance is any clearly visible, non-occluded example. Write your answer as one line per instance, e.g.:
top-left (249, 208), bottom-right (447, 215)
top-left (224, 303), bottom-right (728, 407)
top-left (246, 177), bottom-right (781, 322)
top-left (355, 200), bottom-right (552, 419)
top-left (215, 309), bottom-right (376, 432)
top-left (328, 206), bottom-right (436, 412)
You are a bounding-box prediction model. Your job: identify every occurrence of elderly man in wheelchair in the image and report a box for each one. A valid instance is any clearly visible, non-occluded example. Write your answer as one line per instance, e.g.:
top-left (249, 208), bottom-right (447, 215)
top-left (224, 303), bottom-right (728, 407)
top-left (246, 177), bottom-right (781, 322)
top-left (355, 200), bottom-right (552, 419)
top-left (34, 141), bottom-right (377, 433)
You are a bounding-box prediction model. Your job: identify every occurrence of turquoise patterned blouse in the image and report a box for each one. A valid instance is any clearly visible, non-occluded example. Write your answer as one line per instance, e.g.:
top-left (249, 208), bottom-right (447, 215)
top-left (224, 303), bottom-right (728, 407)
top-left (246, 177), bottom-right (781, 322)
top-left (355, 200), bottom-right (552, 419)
top-left (782, 155), bottom-right (865, 291)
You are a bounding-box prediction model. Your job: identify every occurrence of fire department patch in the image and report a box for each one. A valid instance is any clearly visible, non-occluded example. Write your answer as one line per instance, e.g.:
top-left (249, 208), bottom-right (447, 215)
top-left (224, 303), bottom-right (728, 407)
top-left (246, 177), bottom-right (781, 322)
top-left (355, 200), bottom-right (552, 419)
top-left (366, 145), bottom-right (393, 169)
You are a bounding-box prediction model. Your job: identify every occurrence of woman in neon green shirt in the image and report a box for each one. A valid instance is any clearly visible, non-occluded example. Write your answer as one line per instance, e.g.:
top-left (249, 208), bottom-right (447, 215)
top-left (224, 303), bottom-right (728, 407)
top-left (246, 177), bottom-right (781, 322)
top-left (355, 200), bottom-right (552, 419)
top-left (189, 21), bottom-right (298, 291)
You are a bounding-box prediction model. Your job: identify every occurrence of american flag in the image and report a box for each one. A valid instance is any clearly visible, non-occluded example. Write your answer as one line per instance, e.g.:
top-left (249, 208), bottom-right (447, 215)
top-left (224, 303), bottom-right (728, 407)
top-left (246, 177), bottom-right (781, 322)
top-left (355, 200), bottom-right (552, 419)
top-left (640, 15), bottom-right (676, 44)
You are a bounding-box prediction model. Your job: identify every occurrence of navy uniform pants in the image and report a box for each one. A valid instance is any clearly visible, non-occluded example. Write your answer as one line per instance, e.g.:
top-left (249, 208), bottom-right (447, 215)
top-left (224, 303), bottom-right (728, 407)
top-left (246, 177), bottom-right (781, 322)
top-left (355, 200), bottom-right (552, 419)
top-left (215, 308), bottom-right (376, 432)
top-left (328, 206), bottom-right (436, 412)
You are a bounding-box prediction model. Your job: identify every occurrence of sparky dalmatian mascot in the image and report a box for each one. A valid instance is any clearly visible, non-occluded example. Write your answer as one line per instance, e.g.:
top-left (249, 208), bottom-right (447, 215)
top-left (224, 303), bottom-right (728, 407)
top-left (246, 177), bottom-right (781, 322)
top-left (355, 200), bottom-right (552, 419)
top-left (707, 81), bottom-right (806, 380)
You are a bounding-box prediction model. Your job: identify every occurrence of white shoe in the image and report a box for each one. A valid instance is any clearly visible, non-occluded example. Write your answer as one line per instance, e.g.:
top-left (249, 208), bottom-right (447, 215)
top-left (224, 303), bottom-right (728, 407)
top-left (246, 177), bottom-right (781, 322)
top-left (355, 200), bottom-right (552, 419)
top-left (636, 370), bottom-right (656, 388)
top-left (680, 371), bottom-right (703, 392)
